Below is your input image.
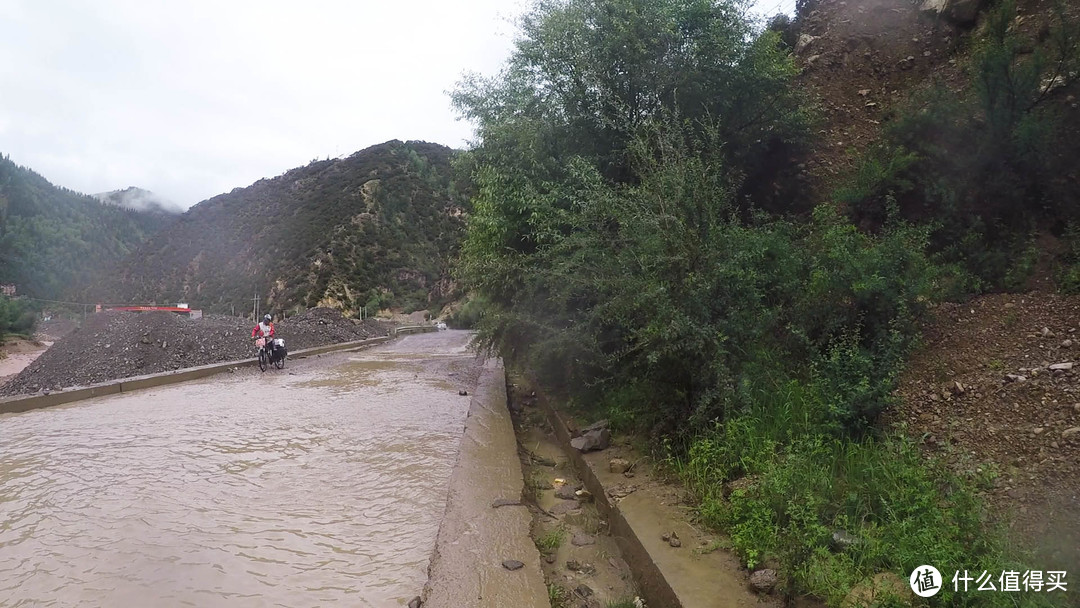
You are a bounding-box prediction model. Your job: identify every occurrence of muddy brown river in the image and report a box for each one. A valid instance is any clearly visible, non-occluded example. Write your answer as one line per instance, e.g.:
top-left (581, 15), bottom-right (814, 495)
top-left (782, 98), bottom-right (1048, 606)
top-left (0, 331), bottom-right (478, 607)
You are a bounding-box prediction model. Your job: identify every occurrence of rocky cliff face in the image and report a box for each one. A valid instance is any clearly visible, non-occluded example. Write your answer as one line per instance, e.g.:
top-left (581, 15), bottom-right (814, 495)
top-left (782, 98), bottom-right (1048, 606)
top-left (97, 140), bottom-right (468, 316)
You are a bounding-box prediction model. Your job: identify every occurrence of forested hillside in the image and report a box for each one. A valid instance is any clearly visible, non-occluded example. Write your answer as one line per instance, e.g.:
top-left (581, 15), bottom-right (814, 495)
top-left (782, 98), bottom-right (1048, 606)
top-left (94, 186), bottom-right (184, 215)
top-left (0, 155), bottom-right (178, 300)
top-left (100, 140), bottom-right (467, 316)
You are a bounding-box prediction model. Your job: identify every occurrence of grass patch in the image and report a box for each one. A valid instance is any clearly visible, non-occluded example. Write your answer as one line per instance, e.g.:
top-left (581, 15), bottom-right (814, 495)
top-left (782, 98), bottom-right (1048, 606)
top-left (535, 526), bottom-right (565, 553)
top-left (523, 470), bottom-right (551, 503)
top-left (548, 583), bottom-right (568, 608)
top-left (673, 374), bottom-right (1061, 607)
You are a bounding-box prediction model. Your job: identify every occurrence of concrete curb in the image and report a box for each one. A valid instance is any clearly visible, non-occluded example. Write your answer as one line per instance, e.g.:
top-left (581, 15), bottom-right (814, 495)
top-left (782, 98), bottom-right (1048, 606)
top-left (422, 357), bottom-right (549, 608)
top-left (393, 325), bottom-right (438, 336)
top-left (541, 404), bottom-right (682, 608)
top-left (539, 403), bottom-right (770, 608)
top-left (0, 335), bottom-right (393, 415)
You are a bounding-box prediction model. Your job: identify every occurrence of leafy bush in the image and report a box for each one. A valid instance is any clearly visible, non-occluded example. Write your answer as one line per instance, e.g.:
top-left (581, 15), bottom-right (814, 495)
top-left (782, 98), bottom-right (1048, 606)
top-left (446, 296), bottom-right (487, 329)
top-left (0, 296), bottom-right (36, 338)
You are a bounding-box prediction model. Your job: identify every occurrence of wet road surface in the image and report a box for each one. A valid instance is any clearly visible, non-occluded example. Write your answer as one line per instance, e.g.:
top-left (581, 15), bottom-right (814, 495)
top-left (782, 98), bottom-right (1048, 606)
top-left (0, 330), bottom-right (478, 607)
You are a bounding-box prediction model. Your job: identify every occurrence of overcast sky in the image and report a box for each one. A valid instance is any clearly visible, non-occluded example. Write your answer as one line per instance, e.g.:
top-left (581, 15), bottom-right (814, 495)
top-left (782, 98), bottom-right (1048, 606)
top-left (0, 0), bottom-right (795, 209)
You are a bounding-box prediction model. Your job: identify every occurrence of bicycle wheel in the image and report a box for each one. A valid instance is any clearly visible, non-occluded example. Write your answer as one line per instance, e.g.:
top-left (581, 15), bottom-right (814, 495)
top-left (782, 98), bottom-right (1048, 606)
top-left (274, 350), bottom-right (285, 369)
top-left (258, 350), bottom-right (267, 372)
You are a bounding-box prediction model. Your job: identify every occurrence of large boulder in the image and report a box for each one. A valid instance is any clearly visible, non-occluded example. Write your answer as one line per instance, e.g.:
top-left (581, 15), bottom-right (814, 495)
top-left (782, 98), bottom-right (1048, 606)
top-left (571, 428), bottom-right (611, 452)
top-left (794, 33), bottom-right (819, 54)
top-left (920, 0), bottom-right (988, 25)
top-left (918, 0), bottom-right (949, 16)
top-left (949, 0), bottom-right (988, 24)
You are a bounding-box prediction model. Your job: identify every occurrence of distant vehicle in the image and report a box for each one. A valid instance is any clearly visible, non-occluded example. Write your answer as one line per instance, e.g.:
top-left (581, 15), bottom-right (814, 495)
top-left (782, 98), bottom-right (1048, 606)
top-left (436, 322), bottom-right (448, 330)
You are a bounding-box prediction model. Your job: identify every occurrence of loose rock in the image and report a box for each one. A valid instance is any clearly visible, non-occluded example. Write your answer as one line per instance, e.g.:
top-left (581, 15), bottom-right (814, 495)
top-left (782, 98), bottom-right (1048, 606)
top-left (567, 560), bottom-right (597, 575)
top-left (408, 597), bottom-right (422, 608)
top-left (795, 33), bottom-right (819, 54)
top-left (502, 559), bottom-right (524, 571)
top-left (831, 529), bottom-right (860, 550)
top-left (609, 457), bottom-right (631, 474)
top-left (2, 309), bottom-right (391, 396)
top-left (571, 533), bottom-right (596, 547)
top-left (551, 500), bottom-right (582, 515)
top-left (570, 428), bottom-right (611, 452)
top-left (749, 569), bottom-right (779, 594)
top-left (555, 484), bottom-right (580, 500)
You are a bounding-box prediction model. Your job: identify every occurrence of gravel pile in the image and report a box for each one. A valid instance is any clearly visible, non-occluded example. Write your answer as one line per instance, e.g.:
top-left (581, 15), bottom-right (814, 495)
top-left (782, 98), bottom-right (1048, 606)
top-left (1, 308), bottom-right (391, 396)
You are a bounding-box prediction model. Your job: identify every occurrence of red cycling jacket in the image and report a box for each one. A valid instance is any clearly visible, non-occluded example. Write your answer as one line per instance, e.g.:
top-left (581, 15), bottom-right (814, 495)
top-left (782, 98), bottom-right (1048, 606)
top-left (251, 321), bottom-right (275, 338)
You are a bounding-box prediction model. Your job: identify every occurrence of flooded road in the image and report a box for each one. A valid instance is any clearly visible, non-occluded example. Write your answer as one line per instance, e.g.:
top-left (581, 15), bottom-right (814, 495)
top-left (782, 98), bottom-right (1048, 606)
top-left (0, 330), bottom-right (478, 607)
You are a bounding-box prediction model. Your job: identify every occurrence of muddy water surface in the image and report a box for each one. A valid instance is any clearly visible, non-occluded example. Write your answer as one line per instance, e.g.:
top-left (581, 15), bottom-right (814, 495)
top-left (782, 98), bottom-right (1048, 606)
top-left (0, 331), bottom-right (476, 607)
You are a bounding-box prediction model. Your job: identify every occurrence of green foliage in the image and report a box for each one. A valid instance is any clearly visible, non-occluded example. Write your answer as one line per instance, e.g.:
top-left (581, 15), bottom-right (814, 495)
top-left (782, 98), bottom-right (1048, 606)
top-left (0, 155), bottom-right (175, 300)
top-left (0, 296), bottom-right (36, 338)
top-left (677, 376), bottom-right (1052, 607)
top-left (462, 122), bottom-right (935, 436)
top-left (452, 0), bottom-right (810, 196)
top-left (766, 13), bottom-right (799, 50)
top-left (535, 526), bottom-right (566, 553)
top-left (451, 1), bottom-right (1042, 605)
top-left (446, 296), bottom-right (487, 329)
top-left (548, 583), bottom-right (569, 608)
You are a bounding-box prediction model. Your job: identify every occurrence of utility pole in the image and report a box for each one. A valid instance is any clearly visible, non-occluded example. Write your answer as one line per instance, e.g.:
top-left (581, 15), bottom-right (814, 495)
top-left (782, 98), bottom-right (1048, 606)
top-left (251, 293), bottom-right (259, 321)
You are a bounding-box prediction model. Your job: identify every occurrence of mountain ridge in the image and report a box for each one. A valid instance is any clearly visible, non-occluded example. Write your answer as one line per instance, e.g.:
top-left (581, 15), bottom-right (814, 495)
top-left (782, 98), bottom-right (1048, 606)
top-left (95, 140), bottom-right (468, 317)
top-left (0, 154), bottom-right (179, 300)
top-left (94, 186), bottom-right (185, 215)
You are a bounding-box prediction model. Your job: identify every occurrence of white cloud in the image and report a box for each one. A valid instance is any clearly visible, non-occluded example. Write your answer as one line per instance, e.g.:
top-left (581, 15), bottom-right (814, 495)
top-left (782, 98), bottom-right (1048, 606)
top-left (0, 0), bottom-right (521, 207)
top-left (0, 0), bottom-right (787, 208)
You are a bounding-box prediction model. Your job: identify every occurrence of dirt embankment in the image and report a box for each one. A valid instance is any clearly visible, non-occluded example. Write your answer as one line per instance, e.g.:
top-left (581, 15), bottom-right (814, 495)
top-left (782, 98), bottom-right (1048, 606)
top-left (791, 0), bottom-right (1080, 208)
top-left (0, 308), bottom-right (392, 397)
top-left (894, 290), bottom-right (1080, 569)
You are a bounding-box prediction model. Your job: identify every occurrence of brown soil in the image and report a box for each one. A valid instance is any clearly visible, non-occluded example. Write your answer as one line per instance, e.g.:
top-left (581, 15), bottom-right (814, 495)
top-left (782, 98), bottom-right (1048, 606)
top-left (792, 0), bottom-right (967, 201)
top-left (893, 290), bottom-right (1080, 570)
top-left (0, 308), bottom-right (392, 396)
top-left (792, 0), bottom-right (1080, 209)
